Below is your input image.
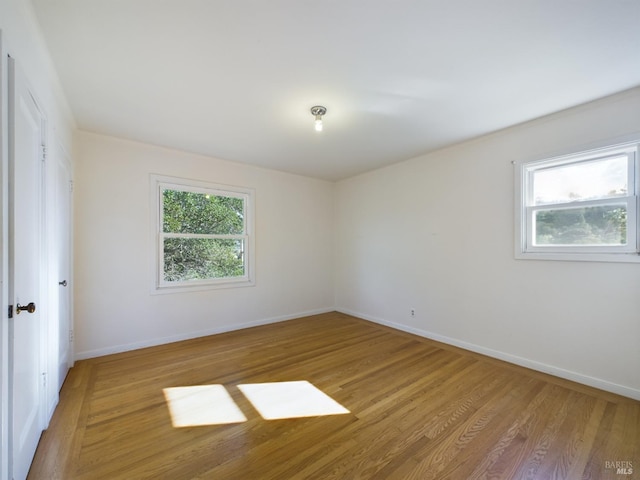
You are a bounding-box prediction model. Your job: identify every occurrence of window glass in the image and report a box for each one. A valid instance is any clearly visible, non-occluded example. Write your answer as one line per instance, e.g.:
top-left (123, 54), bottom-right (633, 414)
top-left (162, 189), bottom-right (244, 235)
top-left (533, 204), bottom-right (627, 246)
top-left (531, 155), bottom-right (628, 206)
top-left (163, 238), bottom-right (245, 282)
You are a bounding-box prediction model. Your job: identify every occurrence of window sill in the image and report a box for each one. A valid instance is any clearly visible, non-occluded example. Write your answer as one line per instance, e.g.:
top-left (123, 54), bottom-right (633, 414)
top-left (515, 251), bottom-right (640, 264)
top-left (151, 278), bottom-right (256, 295)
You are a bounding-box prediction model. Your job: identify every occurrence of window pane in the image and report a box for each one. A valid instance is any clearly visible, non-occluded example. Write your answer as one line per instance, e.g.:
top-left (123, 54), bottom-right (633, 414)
top-left (164, 238), bottom-right (245, 282)
top-left (534, 205), bottom-right (627, 246)
top-left (532, 155), bottom-right (628, 205)
top-left (163, 189), bottom-right (244, 235)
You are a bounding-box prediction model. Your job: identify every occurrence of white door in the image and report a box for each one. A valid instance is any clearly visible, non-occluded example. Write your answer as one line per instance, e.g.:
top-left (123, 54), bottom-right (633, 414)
top-left (54, 144), bottom-right (72, 390)
top-left (8, 57), bottom-right (45, 480)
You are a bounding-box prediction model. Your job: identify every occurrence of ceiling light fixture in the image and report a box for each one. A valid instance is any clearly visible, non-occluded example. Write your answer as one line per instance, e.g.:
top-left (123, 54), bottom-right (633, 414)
top-left (310, 106), bottom-right (326, 132)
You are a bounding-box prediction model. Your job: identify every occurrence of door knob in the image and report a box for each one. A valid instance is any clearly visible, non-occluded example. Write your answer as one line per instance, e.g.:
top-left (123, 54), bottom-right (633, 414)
top-left (59, 280), bottom-right (67, 287)
top-left (16, 302), bottom-right (36, 314)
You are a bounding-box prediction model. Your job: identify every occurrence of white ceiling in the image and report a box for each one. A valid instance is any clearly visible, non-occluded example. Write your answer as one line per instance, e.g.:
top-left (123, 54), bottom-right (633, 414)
top-left (32, 0), bottom-right (640, 181)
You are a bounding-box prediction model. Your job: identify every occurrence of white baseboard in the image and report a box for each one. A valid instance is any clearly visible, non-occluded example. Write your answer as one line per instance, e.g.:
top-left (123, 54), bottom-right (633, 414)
top-left (337, 308), bottom-right (640, 401)
top-left (74, 307), bottom-right (334, 361)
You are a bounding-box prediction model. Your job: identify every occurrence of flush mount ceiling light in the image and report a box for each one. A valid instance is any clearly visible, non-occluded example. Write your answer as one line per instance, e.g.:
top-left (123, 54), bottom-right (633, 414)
top-left (310, 105), bottom-right (327, 132)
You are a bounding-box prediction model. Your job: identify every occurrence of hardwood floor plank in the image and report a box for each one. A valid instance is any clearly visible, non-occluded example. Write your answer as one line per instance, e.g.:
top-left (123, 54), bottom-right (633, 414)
top-left (28, 362), bottom-right (94, 480)
top-left (400, 376), bottom-right (541, 480)
top-left (27, 312), bottom-right (639, 479)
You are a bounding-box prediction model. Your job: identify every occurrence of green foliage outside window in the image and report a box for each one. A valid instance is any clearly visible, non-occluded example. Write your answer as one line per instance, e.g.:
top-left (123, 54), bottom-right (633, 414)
top-left (535, 205), bottom-right (627, 245)
top-left (162, 189), bottom-right (246, 282)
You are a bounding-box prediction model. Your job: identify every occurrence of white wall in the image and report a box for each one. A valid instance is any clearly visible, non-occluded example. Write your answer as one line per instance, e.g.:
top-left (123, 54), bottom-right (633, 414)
top-left (0, 0), bottom-right (74, 148)
top-left (74, 131), bottom-right (334, 358)
top-left (335, 87), bottom-right (640, 400)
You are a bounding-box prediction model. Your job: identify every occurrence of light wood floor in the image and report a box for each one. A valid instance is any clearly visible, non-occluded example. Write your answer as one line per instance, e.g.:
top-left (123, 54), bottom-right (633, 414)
top-left (29, 312), bottom-right (639, 479)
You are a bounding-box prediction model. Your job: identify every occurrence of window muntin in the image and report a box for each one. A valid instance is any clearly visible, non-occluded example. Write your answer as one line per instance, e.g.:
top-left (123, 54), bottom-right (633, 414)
top-left (518, 142), bottom-right (639, 259)
top-left (152, 176), bottom-right (254, 291)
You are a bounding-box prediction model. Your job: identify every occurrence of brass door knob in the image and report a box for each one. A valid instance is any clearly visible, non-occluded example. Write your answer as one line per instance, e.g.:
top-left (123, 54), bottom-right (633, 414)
top-left (16, 302), bottom-right (36, 314)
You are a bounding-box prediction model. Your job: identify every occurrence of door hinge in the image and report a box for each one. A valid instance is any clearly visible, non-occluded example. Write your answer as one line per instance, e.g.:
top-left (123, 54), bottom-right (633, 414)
top-left (69, 180), bottom-right (74, 193)
top-left (41, 145), bottom-right (47, 162)
top-left (69, 329), bottom-right (74, 343)
top-left (42, 372), bottom-right (47, 388)
top-left (8, 305), bottom-right (13, 318)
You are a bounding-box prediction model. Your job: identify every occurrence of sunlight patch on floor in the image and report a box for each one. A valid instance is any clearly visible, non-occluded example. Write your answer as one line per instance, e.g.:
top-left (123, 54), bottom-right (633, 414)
top-left (163, 385), bottom-right (247, 427)
top-left (163, 381), bottom-right (350, 427)
top-left (237, 381), bottom-right (350, 420)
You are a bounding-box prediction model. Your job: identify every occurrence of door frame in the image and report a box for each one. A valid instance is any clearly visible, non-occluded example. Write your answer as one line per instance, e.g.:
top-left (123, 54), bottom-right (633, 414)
top-left (1, 29), bottom-right (11, 480)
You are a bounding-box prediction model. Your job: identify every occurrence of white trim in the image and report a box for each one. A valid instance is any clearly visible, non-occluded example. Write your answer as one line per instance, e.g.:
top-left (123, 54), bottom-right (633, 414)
top-left (74, 308), bottom-right (335, 360)
top-left (0, 30), bottom-right (10, 480)
top-left (513, 251), bottom-right (640, 263)
top-left (337, 308), bottom-right (640, 401)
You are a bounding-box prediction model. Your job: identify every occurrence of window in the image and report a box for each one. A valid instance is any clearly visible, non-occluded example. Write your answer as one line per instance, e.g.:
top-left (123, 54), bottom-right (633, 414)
top-left (516, 141), bottom-right (640, 262)
top-left (151, 175), bottom-right (255, 292)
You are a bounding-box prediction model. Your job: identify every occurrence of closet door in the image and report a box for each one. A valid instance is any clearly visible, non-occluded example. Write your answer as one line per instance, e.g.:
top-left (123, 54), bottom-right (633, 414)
top-left (54, 142), bottom-right (72, 390)
top-left (8, 56), bottom-right (46, 480)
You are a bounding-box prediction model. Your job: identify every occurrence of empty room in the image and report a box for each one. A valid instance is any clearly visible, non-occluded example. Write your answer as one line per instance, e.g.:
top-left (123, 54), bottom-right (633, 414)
top-left (1, 1), bottom-right (639, 479)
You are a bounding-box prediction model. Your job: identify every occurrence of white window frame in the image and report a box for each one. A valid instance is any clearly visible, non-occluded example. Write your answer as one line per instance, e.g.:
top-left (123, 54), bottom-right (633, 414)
top-left (515, 140), bottom-right (640, 263)
top-left (150, 174), bottom-right (255, 294)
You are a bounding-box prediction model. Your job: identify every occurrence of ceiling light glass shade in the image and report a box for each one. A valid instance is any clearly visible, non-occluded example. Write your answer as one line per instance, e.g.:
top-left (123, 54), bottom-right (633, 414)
top-left (314, 117), bottom-right (323, 132)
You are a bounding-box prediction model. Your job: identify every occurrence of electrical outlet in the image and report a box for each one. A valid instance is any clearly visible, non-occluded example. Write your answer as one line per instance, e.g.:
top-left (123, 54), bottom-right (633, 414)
top-left (410, 309), bottom-right (415, 317)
